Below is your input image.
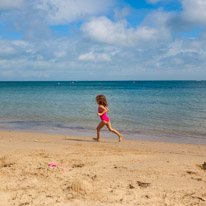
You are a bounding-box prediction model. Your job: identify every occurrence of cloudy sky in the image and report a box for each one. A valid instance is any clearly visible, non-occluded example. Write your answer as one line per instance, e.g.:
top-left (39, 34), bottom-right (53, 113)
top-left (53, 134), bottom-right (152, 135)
top-left (0, 0), bottom-right (206, 80)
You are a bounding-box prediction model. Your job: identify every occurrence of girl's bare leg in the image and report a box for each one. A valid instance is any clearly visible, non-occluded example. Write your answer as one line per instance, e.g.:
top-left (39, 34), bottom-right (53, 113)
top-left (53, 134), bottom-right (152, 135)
top-left (93, 121), bottom-right (106, 142)
top-left (106, 121), bottom-right (123, 142)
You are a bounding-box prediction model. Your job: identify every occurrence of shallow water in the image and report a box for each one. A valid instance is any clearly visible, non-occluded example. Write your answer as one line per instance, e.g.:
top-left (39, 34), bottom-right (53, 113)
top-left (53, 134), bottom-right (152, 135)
top-left (0, 81), bottom-right (206, 144)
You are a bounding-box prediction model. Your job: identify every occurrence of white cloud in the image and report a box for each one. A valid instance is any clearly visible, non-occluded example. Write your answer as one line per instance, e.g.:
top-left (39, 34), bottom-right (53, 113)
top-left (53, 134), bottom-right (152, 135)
top-left (114, 7), bottom-right (130, 20)
top-left (0, 0), bottom-right (25, 10)
top-left (158, 40), bottom-right (201, 60)
top-left (32, 0), bottom-right (114, 25)
top-left (78, 46), bottom-right (121, 62)
top-left (0, 35), bottom-right (206, 80)
top-left (146, 0), bottom-right (206, 31)
top-left (78, 52), bottom-right (95, 61)
top-left (0, 40), bottom-right (28, 57)
top-left (81, 16), bottom-right (169, 47)
top-left (201, 30), bottom-right (206, 40)
top-left (168, 0), bottom-right (206, 31)
top-left (0, 38), bottom-right (70, 63)
top-left (152, 38), bottom-right (206, 74)
top-left (182, 0), bottom-right (206, 24)
top-left (78, 52), bottom-right (111, 61)
top-left (1, 0), bottom-right (206, 80)
top-left (12, 40), bottom-right (28, 47)
top-left (54, 51), bottom-right (67, 58)
top-left (142, 10), bottom-right (172, 37)
top-left (0, 45), bottom-right (16, 55)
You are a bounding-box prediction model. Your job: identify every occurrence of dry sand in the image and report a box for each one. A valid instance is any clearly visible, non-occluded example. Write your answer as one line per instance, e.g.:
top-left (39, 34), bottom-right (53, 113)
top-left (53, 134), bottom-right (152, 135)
top-left (0, 130), bottom-right (205, 206)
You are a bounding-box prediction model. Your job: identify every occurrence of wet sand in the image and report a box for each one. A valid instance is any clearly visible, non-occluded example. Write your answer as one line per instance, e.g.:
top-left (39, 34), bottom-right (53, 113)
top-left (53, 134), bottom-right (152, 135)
top-left (0, 130), bottom-right (205, 206)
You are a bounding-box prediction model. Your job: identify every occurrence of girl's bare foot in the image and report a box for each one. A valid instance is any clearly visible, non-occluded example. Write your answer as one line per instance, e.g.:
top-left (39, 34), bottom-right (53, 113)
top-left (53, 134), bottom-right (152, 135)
top-left (93, 138), bottom-right (100, 142)
top-left (119, 134), bottom-right (123, 142)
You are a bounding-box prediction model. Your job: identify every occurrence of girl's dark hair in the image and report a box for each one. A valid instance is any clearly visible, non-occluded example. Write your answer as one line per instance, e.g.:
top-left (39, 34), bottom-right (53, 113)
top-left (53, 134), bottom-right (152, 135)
top-left (96, 95), bottom-right (108, 106)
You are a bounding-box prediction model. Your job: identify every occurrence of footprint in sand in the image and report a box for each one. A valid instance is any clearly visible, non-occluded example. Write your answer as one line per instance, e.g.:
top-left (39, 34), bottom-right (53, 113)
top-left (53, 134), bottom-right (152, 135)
top-left (70, 180), bottom-right (92, 196)
top-left (0, 156), bottom-right (14, 168)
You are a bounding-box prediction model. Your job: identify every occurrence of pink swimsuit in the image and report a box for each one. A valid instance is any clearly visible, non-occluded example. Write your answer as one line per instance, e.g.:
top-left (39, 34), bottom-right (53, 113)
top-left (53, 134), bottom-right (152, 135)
top-left (98, 107), bottom-right (110, 122)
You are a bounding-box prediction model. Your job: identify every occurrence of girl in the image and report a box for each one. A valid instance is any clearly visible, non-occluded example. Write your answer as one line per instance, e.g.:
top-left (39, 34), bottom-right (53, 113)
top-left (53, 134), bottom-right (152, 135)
top-left (93, 94), bottom-right (123, 142)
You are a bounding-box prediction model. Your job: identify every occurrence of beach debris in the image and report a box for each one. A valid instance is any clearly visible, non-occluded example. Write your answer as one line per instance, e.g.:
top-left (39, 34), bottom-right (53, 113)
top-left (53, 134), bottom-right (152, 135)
top-left (48, 163), bottom-right (67, 170)
top-left (183, 193), bottom-right (205, 202)
top-left (194, 196), bottom-right (205, 202)
top-left (183, 192), bottom-right (195, 198)
top-left (191, 177), bottom-right (202, 181)
top-left (72, 163), bottom-right (84, 168)
top-left (34, 139), bottom-right (39, 142)
top-left (197, 162), bottom-right (206, 170)
top-left (129, 184), bottom-right (135, 189)
top-left (113, 165), bottom-right (127, 170)
top-left (186, 171), bottom-right (197, 175)
top-left (136, 181), bottom-right (151, 188)
top-left (202, 162), bottom-right (206, 170)
top-left (91, 174), bottom-right (97, 180)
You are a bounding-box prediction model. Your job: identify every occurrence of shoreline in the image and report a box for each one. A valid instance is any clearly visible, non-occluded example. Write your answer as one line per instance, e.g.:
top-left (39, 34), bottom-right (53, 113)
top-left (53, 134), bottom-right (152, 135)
top-left (0, 129), bottom-right (206, 206)
top-left (0, 126), bottom-right (206, 145)
top-left (0, 129), bottom-right (206, 155)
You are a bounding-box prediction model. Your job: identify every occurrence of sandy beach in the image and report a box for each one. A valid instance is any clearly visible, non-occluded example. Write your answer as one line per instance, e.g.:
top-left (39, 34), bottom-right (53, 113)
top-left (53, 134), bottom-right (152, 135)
top-left (0, 130), bottom-right (205, 206)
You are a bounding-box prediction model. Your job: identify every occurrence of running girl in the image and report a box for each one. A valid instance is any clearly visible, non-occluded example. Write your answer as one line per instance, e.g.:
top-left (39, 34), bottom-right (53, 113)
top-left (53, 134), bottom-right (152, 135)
top-left (93, 94), bottom-right (123, 142)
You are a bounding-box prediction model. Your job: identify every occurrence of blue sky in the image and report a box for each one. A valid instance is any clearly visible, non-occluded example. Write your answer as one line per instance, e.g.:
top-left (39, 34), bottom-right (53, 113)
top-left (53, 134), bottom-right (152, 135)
top-left (0, 0), bottom-right (206, 80)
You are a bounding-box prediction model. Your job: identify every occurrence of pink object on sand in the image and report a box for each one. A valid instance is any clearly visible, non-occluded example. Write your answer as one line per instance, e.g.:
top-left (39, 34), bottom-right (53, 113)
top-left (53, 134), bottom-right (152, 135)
top-left (48, 163), bottom-right (67, 170)
top-left (48, 163), bottom-right (57, 167)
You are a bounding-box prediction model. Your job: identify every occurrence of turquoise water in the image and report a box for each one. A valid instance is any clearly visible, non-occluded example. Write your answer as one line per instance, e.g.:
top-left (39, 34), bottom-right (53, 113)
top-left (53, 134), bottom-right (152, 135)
top-left (0, 81), bottom-right (206, 144)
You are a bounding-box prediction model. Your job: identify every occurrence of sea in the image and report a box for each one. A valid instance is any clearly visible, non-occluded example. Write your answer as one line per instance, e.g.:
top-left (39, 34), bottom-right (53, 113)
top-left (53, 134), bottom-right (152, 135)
top-left (0, 81), bottom-right (206, 144)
